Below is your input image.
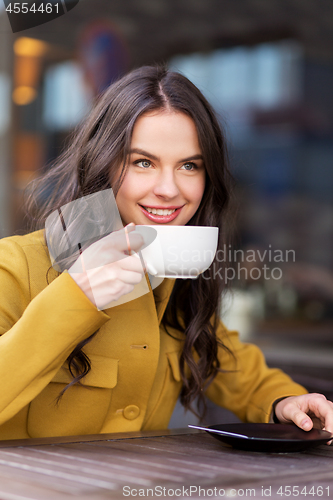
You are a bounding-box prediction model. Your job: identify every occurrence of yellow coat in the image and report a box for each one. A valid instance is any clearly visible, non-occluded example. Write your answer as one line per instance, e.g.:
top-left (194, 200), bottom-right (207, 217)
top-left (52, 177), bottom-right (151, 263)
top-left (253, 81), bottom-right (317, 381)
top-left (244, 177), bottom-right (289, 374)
top-left (0, 231), bottom-right (307, 440)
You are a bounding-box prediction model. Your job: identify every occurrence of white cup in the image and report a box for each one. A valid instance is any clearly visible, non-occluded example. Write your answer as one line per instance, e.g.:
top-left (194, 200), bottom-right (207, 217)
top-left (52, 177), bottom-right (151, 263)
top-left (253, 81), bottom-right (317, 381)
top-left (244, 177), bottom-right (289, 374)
top-left (134, 225), bottom-right (219, 279)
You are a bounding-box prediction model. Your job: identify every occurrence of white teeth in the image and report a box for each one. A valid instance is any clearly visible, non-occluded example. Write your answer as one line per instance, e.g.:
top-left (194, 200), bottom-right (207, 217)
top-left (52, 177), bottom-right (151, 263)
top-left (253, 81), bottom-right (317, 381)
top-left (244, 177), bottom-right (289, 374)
top-left (144, 207), bottom-right (176, 216)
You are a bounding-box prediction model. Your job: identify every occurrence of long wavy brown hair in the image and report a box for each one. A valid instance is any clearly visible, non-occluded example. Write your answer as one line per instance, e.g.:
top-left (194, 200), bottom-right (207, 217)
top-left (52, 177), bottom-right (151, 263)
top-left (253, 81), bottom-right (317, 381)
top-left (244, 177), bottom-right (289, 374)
top-left (26, 65), bottom-right (235, 416)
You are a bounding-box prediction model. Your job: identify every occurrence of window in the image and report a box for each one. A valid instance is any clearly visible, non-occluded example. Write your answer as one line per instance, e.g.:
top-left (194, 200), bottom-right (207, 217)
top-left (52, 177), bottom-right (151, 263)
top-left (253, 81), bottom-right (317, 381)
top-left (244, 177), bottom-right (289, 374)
top-left (43, 61), bottom-right (91, 130)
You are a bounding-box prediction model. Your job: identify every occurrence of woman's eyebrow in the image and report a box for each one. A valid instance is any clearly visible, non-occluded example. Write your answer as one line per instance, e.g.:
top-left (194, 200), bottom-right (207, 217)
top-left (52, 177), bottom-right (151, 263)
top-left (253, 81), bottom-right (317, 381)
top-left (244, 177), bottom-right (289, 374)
top-left (180, 154), bottom-right (204, 162)
top-left (129, 148), bottom-right (160, 161)
top-left (129, 149), bottom-right (203, 163)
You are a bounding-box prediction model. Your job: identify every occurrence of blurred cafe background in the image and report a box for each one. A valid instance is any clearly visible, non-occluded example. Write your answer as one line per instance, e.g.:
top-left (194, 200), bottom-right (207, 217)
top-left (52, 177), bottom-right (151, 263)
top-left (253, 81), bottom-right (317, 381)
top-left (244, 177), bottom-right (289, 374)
top-left (0, 0), bottom-right (333, 425)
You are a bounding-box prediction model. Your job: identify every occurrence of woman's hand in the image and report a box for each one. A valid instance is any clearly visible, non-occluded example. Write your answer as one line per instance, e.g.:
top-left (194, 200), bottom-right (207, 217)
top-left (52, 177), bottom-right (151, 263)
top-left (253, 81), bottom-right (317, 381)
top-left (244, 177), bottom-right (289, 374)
top-left (274, 393), bottom-right (333, 442)
top-left (69, 224), bottom-right (145, 309)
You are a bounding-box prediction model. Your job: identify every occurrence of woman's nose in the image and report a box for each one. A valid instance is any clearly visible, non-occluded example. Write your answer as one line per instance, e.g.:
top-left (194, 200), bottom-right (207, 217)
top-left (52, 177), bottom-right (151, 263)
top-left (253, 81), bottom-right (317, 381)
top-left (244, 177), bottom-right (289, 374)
top-left (152, 170), bottom-right (180, 199)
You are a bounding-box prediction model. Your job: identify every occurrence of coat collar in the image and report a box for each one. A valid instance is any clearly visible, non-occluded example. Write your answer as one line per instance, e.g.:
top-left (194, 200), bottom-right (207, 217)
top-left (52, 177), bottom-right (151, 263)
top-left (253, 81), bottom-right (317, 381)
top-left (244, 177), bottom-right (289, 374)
top-left (150, 277), bottom-right (175, 324)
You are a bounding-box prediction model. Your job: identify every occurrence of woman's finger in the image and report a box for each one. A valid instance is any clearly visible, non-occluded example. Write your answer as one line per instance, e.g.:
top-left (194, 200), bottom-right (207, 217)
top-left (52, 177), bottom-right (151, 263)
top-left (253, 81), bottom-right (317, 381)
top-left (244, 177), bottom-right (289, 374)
top-left (275, 394), bottom-right (333, 440)
top-left (118, 254), bottom-right (146, 274)
top-left (99, 227), bottom-right (144, 255)
top-left (286, 407), bottom-right (314, 431)
top-left (117, 268), bottom-right (145, 286)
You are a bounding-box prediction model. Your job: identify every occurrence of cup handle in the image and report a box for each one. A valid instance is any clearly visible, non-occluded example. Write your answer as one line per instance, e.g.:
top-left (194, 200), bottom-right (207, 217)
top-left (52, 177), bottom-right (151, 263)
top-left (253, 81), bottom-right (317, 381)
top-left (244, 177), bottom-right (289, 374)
top-left (136, 253), bottom-right (159, 275)
top-left (146, 263), bottom-right (158, 276)
top-left (133, 251), bottom-right (158, 275)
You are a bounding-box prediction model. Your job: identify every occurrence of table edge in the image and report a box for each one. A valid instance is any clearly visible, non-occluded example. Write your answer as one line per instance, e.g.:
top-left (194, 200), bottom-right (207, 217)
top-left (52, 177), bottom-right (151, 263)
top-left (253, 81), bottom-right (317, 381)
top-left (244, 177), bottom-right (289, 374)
top-left (0, 427), bottom-right (200, 448)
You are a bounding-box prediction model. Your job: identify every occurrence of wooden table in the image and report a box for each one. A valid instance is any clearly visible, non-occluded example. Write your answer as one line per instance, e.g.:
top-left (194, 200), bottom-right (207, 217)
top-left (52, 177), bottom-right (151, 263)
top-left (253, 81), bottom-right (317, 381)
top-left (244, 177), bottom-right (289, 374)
top-left (0, 429), bottom-right (332, 500)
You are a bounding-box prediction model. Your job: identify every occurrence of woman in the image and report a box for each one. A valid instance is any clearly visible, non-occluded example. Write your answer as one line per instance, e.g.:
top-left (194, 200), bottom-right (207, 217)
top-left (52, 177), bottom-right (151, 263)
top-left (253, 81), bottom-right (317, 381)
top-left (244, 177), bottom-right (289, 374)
top-left (0, 66), bottom-right (332, 440)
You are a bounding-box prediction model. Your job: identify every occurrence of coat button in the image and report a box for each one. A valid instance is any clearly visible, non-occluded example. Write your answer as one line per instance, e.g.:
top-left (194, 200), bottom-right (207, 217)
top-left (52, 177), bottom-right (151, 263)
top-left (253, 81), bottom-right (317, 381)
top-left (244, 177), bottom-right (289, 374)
top-left (123, 405), bottom-right (140, 420)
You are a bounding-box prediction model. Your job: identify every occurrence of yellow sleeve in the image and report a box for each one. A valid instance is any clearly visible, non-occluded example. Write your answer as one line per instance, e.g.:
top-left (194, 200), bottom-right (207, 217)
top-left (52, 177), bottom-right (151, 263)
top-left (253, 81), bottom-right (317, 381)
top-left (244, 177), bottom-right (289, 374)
top-left (205, 322), bottom-right (308, 423)
top-left (0, 237), bottom-right (109, 425)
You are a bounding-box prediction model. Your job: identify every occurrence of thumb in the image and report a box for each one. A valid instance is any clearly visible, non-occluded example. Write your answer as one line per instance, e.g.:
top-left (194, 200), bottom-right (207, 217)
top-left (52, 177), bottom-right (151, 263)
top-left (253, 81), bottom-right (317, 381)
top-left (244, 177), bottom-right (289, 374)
top-left (295, 412), bottom-right (313, 431)
top-left (275, 397), bottom-right (313, 431)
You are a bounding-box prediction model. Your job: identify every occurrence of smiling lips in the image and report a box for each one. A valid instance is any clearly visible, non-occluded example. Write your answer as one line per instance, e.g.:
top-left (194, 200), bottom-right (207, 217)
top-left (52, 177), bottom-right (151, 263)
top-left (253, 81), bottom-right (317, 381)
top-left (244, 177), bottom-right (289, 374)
top-left (139, 205), bottom-right (183, 223)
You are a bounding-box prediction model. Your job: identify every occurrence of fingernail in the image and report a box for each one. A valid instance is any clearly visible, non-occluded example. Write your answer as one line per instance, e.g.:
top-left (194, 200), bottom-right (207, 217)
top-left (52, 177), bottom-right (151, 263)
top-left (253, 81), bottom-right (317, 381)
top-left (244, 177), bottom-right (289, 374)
top-left (301, 419), bottom-right (312, 430)
top-left (126, 222), bottom-right (135, 227)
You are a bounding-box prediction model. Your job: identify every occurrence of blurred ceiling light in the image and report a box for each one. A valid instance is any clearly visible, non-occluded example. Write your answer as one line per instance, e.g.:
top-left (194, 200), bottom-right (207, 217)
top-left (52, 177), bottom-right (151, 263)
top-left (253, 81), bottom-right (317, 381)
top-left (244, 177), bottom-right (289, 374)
top-left (12, 86), bottom-right (37, 106)
top-left (14, 37), bottom-right (49, 57)
top-left (13, 37), bottom-right (49, 106)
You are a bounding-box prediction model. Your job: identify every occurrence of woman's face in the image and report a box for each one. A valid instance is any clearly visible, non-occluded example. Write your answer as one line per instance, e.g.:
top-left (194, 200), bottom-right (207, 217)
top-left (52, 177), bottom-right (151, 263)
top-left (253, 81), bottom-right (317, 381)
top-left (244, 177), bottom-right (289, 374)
top-left (115, 110), bottom-right (205, 226)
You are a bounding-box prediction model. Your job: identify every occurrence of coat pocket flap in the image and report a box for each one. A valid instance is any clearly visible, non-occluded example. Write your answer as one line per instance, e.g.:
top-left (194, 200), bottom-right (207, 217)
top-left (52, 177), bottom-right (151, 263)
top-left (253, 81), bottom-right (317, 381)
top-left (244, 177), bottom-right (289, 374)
top-left (51, 355), bottom-right (119, 389)
top-left (167, 351), bottom-right (181, 382)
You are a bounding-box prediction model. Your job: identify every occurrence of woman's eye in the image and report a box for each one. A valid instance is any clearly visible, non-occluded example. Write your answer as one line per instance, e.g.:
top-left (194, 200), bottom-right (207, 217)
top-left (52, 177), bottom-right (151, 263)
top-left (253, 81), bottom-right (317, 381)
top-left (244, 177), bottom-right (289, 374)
top-left (135, 160), bottom-right (151, 169)
top-left (181, 162), bottom-right (196, 171)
